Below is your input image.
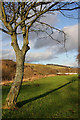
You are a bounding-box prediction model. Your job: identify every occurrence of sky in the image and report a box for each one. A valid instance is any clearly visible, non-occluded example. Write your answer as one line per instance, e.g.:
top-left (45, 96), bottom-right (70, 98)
top-left (0, 3), bottom-right (79, 67)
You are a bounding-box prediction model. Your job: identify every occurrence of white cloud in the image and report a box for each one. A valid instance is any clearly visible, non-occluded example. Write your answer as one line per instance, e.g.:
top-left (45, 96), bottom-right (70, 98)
top-left (2, 49), bottom-right (16, 60)
top-left (25, 48), bottom-right (57, 62)
top-left (40, 12), bottom-right (59, 26)
top-left (32, 24), bottom-right (78, 51)
top-left (24, 24), bottom-right (78, 63)
top-left (1, 23), bottom-right (78, 65)
top-left (63, 24), bottom-right (78, 51)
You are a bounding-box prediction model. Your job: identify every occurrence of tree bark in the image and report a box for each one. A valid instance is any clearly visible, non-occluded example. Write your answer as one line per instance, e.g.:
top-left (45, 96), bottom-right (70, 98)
top-left (4, 52), bottom-right (25, 109)
top-left (2, 25), bottom-right (30, 109)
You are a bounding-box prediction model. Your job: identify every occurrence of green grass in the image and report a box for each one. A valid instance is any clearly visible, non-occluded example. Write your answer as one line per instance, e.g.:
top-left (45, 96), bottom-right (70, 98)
top-left (2, 75), bottom-right (78, 119)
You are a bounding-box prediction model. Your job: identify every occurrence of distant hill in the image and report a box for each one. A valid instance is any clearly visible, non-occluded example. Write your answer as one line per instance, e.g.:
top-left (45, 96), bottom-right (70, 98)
top-left (1, 59), bottom-right (78, 81)
top-left (46, 64), bottom-right (73, 68)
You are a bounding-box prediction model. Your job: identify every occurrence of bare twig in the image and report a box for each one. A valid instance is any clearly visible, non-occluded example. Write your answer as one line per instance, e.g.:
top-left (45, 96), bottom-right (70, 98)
top-left (0, 28), bottom-right (12, 35)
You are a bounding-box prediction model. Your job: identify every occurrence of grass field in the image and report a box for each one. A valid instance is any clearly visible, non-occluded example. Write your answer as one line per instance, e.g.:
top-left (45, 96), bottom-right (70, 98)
top-left (2, 75), bottom-right (78, 119)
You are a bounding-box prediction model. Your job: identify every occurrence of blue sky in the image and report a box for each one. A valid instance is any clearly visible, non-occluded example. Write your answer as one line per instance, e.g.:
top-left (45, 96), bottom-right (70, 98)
top-left (45, 9), bottom-right (78, 66)
top-left (1, 6), bottom-right (78, 67)
top-left (56, 9), bottom-right (78, 28)
top-left (25, 9), bottom-right (78, 67)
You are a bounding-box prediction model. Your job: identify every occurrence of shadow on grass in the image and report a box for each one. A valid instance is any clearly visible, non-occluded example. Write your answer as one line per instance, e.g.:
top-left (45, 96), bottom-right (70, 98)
top-left (17, 79), bottom-right (76, 108)
top-left (70, 76), bottom-right (78, 81)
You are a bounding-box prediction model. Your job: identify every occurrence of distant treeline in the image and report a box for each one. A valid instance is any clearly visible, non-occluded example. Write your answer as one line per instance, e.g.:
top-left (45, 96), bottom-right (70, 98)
top-left (46, 64), bottom-right (76, 68)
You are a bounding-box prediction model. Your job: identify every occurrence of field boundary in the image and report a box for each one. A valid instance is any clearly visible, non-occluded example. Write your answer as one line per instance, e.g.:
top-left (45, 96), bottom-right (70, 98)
top-left (1, 74), bottom-right (77, 86)
top-left (0, 74), bottom-right (56, 85)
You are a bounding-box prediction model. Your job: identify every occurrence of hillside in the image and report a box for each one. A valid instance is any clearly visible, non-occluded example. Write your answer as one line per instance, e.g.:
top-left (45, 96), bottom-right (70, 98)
top-left (1, 59), bottom-right (78, 82)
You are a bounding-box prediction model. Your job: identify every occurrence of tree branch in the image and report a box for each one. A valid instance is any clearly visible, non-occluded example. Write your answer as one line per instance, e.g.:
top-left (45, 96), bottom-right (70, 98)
top-left (21, 28), bottom-right (30, 55)
top-left (50, 7), bottom-right (80, 11)
top-left (11, 32), bottom-right (20, 53)
top-left (1, 2), bottom-right (7, 21)
top-left (14, 2), bottom-right (36, 30)
top-left (14, 2), bottom-right (59, 30)
top-left (36, 20), bottom-right (65, 34)
top-left (30, 29), bottom-right (62, 44)
top-left (60, 10), bottom-right (79, 19)
top-left (0, 28), bottom-right (11, 35)
top-left (9, 3), bottom-right (16, 25)
top-left (28, 2), bottom-right (59, 30)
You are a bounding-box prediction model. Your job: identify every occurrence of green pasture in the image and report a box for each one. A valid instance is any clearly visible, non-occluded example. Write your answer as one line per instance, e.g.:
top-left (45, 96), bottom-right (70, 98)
top-left (2, 75), bottom-right (78, 119)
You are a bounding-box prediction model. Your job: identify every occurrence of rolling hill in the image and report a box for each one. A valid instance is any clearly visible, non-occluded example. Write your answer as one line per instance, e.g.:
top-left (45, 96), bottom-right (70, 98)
top-left (1, 59), bottom-right (78, 82)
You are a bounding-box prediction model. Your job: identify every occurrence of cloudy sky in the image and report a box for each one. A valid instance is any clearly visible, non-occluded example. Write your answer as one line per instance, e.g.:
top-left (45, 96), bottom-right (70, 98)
top-left (0, 4), bottom-right (79, 67)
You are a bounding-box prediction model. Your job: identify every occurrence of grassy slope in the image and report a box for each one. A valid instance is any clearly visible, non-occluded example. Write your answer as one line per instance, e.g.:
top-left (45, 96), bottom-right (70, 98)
top-left (2, 75), bottom-right (78, 119)
top-left (2, 59), bottom-right (78, 81)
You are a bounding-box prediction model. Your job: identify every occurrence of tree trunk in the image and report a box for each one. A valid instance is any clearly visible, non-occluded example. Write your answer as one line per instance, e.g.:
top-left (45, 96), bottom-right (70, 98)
top-left (4, 52), bottom-right (25, 109)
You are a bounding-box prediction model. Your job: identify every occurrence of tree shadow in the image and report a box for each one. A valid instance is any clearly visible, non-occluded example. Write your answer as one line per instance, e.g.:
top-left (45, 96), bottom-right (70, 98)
top-left (17, 80), bottom-right (75, 108)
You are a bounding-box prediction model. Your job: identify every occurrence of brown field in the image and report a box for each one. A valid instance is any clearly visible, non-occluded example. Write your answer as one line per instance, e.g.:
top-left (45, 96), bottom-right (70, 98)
top-left (0, 59), bottom-right (78, 85)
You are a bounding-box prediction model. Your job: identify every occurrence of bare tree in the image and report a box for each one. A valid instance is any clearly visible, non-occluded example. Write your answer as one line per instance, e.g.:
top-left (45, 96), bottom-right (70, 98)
top-left (0, 1), bottom-right (80, 109)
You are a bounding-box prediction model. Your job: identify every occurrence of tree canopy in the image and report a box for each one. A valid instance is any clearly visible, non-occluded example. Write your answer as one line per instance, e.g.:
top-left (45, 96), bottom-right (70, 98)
top-left (0, 2), bottom-right (80, 42)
